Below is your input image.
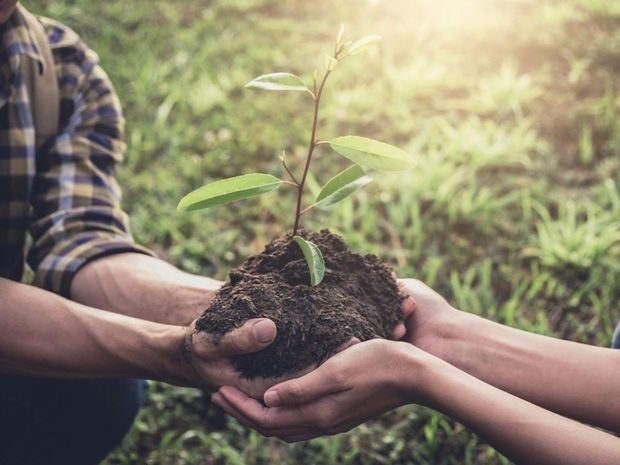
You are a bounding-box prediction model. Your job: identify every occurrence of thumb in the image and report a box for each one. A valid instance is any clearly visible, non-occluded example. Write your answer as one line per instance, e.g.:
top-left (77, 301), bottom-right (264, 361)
top-left (194, 318), bottom-right (276, 360)
top-left (264, 364), bottom-right (342, 407)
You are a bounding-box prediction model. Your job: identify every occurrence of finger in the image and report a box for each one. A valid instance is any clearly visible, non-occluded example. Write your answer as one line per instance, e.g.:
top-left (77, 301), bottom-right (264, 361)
top-left (278, 432), bottom-right (321, 443)
top-left (212, 391), bottom-right (309, 439)
top-left (401, 295), bottom-right (416, 319)
top-left (215, 389), bottom-right (312, 437)
top-left (219, 385), bottom-right (272, 426)
top-left (263, 366), bottom-right (345, 408)
top-left (196, 318), bottom-right (277, 359)
top-left (325, 420), bottom-right (359, 436)
top-left (211, 391), bottom-right (260, 430)
top-left (220, 386), bottom-right (309, 428)
top-left (260, 422), bottom-right (319, 437)
top-left (392, 322), bottom-right (406, 340)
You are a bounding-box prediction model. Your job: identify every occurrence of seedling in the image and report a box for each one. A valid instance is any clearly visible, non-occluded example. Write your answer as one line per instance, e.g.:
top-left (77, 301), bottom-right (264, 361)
top-left (177, 26), bottom-right (414, 286)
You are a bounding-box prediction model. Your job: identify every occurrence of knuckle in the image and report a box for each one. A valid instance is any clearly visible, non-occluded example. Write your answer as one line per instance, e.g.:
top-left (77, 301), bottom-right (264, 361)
top-left (326, 366), bottom-right (347, 386)
top-left (286, 382), bottom-right (307, 404)
top-left (316, 418), bottom-right (331, 431)
top-left (229, 332), bottom-right (250, 352)
top-left (224, 329), bottom-right (253, 355)
top-left (314, 412), bottom-right (334, 431)
top-left (256, 412), bottom-right (274, 429)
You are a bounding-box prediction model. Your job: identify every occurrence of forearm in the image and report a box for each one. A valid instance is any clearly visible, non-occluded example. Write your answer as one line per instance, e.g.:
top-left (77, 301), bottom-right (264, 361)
top-left (419, 311), bottom-right (620, 431)
top-left (416, 354), bottom-right (620, 465)
top-left (71, 253), bottom-right (221, 325)
top-left (0, 278), bottom-right (195, 385)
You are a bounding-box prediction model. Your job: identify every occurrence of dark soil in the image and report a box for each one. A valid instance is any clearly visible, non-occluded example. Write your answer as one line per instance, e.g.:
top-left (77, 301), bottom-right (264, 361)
top-left (196, 229), bottom-right (403, 379)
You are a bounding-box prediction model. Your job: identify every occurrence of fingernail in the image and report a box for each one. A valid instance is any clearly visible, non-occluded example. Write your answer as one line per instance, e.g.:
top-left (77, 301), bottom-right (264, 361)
top-left (264, 389), bottom-right (280, 407)
top-left (253, 320), bottom-right (275, 343)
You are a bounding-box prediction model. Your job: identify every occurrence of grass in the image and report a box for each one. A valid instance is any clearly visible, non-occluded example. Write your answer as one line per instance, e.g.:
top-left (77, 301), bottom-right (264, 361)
top-left (28, 0), bottom-right (620, 463)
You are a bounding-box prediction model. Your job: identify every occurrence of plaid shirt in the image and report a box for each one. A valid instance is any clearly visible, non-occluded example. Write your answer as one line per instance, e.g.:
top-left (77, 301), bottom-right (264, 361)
top-left (0, 8), bottom-right (152, 297)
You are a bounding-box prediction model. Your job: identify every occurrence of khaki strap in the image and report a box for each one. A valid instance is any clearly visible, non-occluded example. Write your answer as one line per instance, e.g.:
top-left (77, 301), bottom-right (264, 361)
top-left (17, 4), bottom-right (60, 151)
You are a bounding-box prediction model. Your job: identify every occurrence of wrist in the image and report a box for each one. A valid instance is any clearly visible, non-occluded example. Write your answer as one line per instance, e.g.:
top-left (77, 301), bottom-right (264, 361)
top-left (413, 350), bottom-right (458, 408)
top-left (413, 308), bottom-right (478, 366)
top-left (390, 342), bottom-right (440, 405)
top-left (148, 324), bottom-right (200, 387)
top-left (168, 279), bottom-right (220, 325)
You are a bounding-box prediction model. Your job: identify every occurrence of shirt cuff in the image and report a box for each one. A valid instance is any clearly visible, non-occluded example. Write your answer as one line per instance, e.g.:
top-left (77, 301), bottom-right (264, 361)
top-left (33, 232), bottom-right (156, 297)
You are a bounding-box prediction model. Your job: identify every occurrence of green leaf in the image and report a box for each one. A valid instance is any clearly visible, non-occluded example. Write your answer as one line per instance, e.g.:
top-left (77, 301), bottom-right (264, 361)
top-left (346, 35), bottom-right (381, 56)
top-left (245, 72), bottom-right (310, 93)
top-left (329, 136), bottom-right (414, 171)
top-left (293, 236), bottom-right (325, 286)
top-left (315, 165), bottom-right (372, 208)
top-left (177, 173), bottom-right (282, 212)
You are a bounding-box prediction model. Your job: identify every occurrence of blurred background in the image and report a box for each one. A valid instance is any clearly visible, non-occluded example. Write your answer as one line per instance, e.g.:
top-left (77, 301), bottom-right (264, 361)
top-left (29, 0), bottom-right (620, 463)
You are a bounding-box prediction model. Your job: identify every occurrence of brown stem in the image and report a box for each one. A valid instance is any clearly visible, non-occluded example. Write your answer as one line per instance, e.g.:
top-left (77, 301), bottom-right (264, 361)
top-left (292, 70), bottom-right (331, 235)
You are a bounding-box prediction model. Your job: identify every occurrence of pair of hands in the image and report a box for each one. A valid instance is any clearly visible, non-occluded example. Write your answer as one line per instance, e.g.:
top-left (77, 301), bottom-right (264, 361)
top-left (189, 279), bottom-right (459, 442)
top-left (183, 278), bottom-right (424, 396)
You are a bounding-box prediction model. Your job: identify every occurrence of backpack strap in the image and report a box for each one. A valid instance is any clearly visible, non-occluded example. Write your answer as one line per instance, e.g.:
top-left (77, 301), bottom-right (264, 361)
top-left (17, 5), bottom-right (60, 151)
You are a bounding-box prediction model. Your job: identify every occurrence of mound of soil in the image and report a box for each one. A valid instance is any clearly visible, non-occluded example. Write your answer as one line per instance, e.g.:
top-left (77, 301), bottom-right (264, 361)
top-left (196, 229), bottom-right (402, 379)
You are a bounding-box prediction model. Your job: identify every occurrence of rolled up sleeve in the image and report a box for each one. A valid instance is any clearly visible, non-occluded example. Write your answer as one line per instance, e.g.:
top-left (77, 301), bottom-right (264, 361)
top-left (27, 41), bottom-right (154, 297)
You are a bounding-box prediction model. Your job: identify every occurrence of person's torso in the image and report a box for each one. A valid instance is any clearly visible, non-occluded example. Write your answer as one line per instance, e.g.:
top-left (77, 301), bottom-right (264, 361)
top-left (0, 9), bottom-right (82, 282)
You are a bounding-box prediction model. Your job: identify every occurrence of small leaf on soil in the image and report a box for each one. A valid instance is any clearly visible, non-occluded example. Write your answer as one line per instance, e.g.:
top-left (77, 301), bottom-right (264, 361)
top-left (315, 164), bottom-right (372, 208)
top-left (245, 72), bottom-right (310, 93)
top-left (293, 236), bottom-right (325, 286)
top-left (177, 173), bottom-right (282, 211)
top-left (329, 136), bottom-right (415, 171)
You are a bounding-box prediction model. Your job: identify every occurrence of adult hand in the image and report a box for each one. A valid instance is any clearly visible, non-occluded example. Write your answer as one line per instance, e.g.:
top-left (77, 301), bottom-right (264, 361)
top-left (211, 339), bottom-right (432, 442)
top-left (203, 280), bottom-right (415, 403)
top-left (398, 278), bottom-right (462, 357)
top-left (197, 280), bottom-right (415, 397)
top-left (182, 318), bottom-right (278, 392)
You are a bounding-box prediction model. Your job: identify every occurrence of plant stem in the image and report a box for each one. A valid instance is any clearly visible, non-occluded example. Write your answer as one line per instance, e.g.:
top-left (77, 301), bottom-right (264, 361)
top-left (282, 159), bottom-right (300, 186)
top-left (292, 69), bottom-right (331, 235)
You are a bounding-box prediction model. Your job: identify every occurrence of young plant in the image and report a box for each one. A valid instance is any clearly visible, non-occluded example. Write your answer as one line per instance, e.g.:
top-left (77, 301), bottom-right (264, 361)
top-left (177, 26), bottom-right (414, 286)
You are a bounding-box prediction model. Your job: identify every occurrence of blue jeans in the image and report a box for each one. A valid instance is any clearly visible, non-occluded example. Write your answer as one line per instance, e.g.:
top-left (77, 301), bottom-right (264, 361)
top-left (0, 375), bottom-right (146, 465)
top-left (613, 323), bottom-right (620, 349)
